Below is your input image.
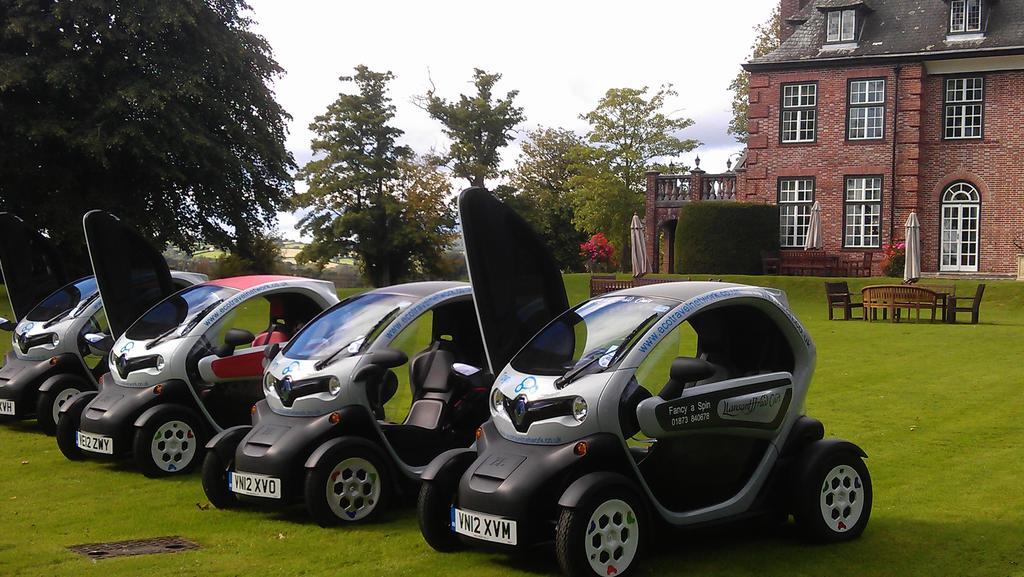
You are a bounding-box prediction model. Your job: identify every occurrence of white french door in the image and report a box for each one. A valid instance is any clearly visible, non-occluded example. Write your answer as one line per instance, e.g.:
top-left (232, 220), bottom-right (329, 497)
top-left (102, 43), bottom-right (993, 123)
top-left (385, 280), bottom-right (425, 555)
top-left (940, 202), bottom-right (979, 272)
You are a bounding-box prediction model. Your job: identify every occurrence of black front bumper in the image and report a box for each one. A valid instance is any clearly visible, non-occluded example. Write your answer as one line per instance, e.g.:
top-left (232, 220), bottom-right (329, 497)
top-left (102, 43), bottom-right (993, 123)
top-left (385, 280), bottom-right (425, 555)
top-left (230, 402), bottom-right (355, 504)
top-left (0, 351), bottom-right (80, 420)
top-left (454, 422), bottom-right (632, 550)
top-left (77, 382), bottom-right (168, 458)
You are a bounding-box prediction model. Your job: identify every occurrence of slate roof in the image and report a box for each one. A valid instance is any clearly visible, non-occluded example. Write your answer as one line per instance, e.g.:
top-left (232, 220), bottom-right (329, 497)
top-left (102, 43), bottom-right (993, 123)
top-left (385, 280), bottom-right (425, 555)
top-left (748, 0), bottom-right (1024, 69)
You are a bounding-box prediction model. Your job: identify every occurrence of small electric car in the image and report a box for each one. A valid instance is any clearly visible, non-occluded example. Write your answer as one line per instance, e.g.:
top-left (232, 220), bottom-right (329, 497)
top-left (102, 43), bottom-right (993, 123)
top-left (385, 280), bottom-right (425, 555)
top-left (417, 193), bottom-right (872, 577)
top-left (201, 191), bottom-right (568, 526)
top-left (0, 213), bottom-right (203, 433)
top-left (56, 211), bottom-right (339, 477)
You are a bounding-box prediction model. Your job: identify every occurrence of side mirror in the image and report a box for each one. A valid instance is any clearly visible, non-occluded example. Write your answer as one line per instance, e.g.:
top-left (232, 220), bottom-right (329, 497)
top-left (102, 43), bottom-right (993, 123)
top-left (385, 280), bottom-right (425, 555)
top-left (352, 348), bottom-right (409, 383)
top-left (669, 357), bottom-right (717, 383)
top-left (216, 328), bottom-right (255, 358)
top-left (84, 332), bottom-right (114, 355)
top-left (0, 317), bottom-right (14, 332)
top-left (264, 342), bottom-right (281, 361)
top-left (363, 347), bottom-right (408, 370)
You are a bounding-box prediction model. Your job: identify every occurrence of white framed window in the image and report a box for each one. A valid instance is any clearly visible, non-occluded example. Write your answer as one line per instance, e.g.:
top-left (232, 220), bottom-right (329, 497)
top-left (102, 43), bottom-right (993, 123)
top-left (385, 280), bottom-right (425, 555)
top-left (950, 0), bottom-right (982, 33)
top-left (827, 9), bottom-right (857, 43)
top-left (781, 83), bottom-right (817, 143)
top-left (847, 79), bottom-right (886, 140)
top-left (844, 177), bottom-right (882, 248)
top-left (944, 77), bottom-right (983, 139)
top-left (779, 178), bottom-right (815, 248)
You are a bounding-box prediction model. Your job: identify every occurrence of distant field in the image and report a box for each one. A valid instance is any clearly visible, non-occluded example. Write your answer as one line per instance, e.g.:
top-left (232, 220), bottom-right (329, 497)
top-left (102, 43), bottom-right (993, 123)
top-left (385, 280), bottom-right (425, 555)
top-left (1, 275), bottom-right (1022, 577)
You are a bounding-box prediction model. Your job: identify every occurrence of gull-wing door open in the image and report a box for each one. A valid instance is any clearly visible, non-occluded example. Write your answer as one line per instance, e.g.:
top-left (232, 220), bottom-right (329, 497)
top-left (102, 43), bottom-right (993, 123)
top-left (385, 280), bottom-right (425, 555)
top-left (459, 187), bottom-right (569, 375)
top-left (0, 213), bottom-right (69, 320)
top-left (83, 210), bottom-right (176, 339)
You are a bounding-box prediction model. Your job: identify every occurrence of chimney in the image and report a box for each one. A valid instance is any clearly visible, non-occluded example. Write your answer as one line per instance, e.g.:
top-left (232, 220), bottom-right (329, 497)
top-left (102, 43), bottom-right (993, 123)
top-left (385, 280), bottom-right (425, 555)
top-left (779, 0), bottom-right (809, 43)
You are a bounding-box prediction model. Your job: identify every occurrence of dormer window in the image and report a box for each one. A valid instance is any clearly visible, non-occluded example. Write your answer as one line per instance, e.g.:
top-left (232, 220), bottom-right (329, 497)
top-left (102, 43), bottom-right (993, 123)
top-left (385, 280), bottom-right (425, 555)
top-left (950, 0), bottom-right (983, 34)
top-left (826, 9), bottom-right (857, 43)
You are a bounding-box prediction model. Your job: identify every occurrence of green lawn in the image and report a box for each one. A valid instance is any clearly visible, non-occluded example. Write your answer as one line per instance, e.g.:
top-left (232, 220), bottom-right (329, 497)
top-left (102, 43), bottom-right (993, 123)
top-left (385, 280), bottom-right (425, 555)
top-left (1, 276), bottom-right (1022, 577)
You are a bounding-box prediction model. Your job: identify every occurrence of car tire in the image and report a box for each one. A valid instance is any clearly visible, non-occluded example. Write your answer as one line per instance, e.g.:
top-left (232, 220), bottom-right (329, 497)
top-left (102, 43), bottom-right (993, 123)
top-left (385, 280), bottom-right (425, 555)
top-left (55, 393), bottom-right (91, 461)
top-left (36, 377), bottom-right (88, 436)
top-left (417, 474), bottom-right (466, 552)
top-left (304, 443), bottom-right (390, 526)
top-left (556, 486), bottom-right (646, 577)
top-left (201, 449), bottom-right (240, 509)
top-left (793, 449), bottom-right (872, 543)
top-left (132, 407), bottom-right (204, 478)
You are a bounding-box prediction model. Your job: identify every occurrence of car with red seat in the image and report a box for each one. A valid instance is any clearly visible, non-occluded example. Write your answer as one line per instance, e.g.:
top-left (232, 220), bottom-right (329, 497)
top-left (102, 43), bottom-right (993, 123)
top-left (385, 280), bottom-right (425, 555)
top-left (55, 211), bottom-right (338, 476)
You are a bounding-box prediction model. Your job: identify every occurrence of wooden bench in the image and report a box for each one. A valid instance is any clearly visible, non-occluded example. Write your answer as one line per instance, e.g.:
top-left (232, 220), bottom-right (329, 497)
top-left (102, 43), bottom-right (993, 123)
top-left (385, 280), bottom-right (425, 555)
top-left (589, 275), bottom-right (679, 297)
top-left (862, 285), bottom-right (939, 323)
top-left (779, 250), bottom-right (841, 276)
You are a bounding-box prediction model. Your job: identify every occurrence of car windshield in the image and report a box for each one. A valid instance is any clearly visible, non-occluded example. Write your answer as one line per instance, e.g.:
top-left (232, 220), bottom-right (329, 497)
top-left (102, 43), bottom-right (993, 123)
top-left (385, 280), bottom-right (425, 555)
top-left (511, 295), bottom-right (679, 378)
top-left (25, 277), bottom-right (99, 322)
top-left (125, 284), bottom-right (237, 340)
top-left (283, 293), bottom-right (415, 361)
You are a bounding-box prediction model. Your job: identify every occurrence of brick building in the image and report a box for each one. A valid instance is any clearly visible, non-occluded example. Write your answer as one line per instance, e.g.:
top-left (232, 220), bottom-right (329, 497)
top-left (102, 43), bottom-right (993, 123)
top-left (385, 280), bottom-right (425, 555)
top-left (736, 0), bottom-right (1024, 276)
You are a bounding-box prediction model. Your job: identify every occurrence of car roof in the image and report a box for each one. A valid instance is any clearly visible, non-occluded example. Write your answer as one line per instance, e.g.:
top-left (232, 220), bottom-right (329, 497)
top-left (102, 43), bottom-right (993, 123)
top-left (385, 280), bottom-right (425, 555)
top-left (207, 275), bottom-right (310, 290)
top-left (604, 281), bottom-right (750, 302)
top-left (362, 281), bottom-right (470, 299)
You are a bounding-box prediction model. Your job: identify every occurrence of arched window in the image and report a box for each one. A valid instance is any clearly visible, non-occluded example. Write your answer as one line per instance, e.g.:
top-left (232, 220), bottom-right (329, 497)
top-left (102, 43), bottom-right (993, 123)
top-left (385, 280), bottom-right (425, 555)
top-left (942, 182), bottom-right (980, 203)
top-left (940, 182), bottom-right (980, 272)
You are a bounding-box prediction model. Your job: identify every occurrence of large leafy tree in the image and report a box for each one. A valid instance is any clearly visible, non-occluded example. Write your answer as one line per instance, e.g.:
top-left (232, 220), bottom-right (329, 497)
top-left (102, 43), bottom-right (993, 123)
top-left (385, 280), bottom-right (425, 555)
top-left (569, 85), bottom-right (698, 265)
top-left (0, 0), bottom-right (295, 265)
top-left (500, 127), bottom-right (588, 271)
top-left (728, 7), bottom-right (781, 142)
top-left (294, 67), bottom-right (455, 287)
top-left (418, 69), bottom-right (525, 188)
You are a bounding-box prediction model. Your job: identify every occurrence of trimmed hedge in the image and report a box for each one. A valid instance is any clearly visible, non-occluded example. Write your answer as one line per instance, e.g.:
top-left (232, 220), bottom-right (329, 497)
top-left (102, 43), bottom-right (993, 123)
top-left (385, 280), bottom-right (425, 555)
top-left (674, 202), bottom-right (779, 274)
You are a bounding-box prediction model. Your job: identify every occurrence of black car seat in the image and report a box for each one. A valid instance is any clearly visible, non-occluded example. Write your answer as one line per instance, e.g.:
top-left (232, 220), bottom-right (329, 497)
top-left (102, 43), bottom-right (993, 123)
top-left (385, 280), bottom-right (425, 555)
top-left (403, 343), bottom-right (458, 429)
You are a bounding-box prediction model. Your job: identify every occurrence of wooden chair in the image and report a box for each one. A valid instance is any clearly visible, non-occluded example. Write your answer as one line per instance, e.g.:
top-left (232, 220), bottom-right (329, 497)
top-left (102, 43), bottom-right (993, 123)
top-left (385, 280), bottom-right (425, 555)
top-left (825, 281), bottom-right (862, 320)
top-left (949, 284), bottom-right (986, 324)
top-left (843, 252), bottom-right (873, 277)
top-left (761, 250), bottom-right (780, 274)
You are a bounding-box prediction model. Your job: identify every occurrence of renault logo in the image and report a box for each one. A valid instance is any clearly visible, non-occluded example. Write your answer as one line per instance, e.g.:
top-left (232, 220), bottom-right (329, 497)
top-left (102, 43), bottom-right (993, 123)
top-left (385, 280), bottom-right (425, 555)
top-left (16, 333), bottom-right (28, 354)
top-left (115, 354), bottom-right (130, 379)
top-left (275, 375), bottom-right (293, 404)
top-left (512, 395), bottom-right (528, 426)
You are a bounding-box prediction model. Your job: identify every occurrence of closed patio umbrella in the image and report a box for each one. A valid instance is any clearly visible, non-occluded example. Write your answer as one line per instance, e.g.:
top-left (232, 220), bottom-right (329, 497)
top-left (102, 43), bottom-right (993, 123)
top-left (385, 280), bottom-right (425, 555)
top-left (804, 201), bottom-right (822, 250)
top-left (904, 212), bottom-right (921, 283)
top-left (630, 213), bottom-right (648, 277)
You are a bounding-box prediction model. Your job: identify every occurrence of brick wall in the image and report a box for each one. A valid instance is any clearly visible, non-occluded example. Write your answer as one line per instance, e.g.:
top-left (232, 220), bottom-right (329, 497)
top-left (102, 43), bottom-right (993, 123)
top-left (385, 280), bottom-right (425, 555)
top-left (918, 70), bottom-right (1024, 275)
top-left (737, 62), bottom-right (1024, 275)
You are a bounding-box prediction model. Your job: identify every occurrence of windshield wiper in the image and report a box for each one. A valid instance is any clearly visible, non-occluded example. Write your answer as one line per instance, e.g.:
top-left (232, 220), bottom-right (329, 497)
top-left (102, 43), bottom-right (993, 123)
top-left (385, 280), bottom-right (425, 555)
top-left (146, 299), bottom-right (222, 350)
top-left (554, 354), bottom-right (603, 389)
top-left (554, 312), bottom-right (660, 389)
top-left (71, 291), bottom-right (102, 317)
top-left (314, 306), bottom-right (402, 371)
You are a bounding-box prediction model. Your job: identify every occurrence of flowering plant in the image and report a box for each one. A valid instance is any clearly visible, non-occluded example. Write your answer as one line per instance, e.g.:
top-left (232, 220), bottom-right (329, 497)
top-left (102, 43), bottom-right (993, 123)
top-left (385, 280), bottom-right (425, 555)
top-left (881, 241), bottom-right (906, 277)
top-left (580, 233), bottom-right (615, 272)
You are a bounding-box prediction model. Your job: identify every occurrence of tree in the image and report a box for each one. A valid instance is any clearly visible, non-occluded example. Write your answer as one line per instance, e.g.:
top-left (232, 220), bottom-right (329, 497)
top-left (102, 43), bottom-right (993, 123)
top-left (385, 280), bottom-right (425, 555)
top-left (418, 69), bottom-right (525, 188)
top-left (294, 67), bottom-right (455, 287)
top-left (0, 0), bottom-right (295, 266)
top-left (728, 7), bottom-right (781, 142)
top-left (569, 85), bottom-right (698, 265)
top-left (502, 127), bottom-right (588, 271)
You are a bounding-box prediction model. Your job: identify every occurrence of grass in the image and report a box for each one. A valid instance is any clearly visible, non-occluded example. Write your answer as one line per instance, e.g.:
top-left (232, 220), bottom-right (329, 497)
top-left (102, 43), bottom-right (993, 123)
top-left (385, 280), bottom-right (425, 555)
top-left (2, 275), bottom-right (1023, 576)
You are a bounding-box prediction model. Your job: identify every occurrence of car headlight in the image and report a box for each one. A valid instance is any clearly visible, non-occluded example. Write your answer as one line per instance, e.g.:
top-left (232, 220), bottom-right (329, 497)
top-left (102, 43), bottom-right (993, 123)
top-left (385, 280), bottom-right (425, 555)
top-left (51, 333), bottom-right (60, 346)
top-left (572, 396), bottom-right (588, 423)
top-left (264, 372), bottom-right (276, 394)
top-left (491, 387), bottom-right (504, 412)
top-left (155, 355), bottom-right (165, 371)
top-left (328, 376), bottom-right (342, 396)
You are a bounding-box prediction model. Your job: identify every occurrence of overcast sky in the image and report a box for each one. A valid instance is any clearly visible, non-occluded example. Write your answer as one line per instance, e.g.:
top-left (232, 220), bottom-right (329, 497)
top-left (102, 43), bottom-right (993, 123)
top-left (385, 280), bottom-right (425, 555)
top-left (245, 0), bottom-right (776, 240)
